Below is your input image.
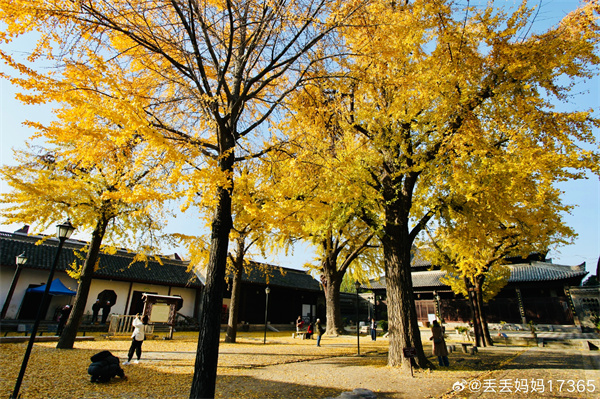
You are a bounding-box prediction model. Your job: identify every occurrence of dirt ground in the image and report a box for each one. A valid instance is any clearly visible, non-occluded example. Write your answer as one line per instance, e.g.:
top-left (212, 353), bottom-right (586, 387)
top-left (0, 331), bottom-right (598, 398)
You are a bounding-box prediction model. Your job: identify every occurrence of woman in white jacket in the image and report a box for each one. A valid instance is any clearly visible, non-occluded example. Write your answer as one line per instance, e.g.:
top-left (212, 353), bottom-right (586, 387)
top-left (124, 315), bottom-right (148, 365)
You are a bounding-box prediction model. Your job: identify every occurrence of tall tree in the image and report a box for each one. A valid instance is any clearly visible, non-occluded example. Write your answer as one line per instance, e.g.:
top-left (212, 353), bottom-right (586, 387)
top-left (181, 164), bottom-right (281, 343)
top-left (427, 162), bottom-right (575, 346)
top-left (290, 0), bottom-right (600, 370)
top-left (270, 82), bottom-right (384, 335)
top-left (0, 86), bottom-right (173, 349)
top-left (1, 54), bottom-right (177, 349)
top-left (1, 1), bottom-right (368, 396)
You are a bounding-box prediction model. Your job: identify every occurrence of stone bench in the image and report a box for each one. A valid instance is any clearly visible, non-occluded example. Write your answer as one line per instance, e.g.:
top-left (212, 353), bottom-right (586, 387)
top-left (460, 342), bottom-right (478, 354)
top-left (293, 332), bottom-right (308, 339)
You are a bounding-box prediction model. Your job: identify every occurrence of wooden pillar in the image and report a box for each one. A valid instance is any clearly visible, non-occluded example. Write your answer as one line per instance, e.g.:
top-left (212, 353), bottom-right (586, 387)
top-left (563, 286), bottom-right (581, 331)
top-left (515, 288), bottom-right (526, 325)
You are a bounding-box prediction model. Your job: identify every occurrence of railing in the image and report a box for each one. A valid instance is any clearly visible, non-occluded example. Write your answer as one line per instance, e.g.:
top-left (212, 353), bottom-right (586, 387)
top-left (108, 315), bottom-right (154, 336)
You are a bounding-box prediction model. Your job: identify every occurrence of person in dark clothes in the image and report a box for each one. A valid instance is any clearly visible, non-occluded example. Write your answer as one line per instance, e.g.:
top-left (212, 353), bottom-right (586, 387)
top-left (91, 299), bottom-right (101, 324)
top-left (101, 301), bottom-right (112, 324)
top-left (316, 318), bottom-right (325, 347)
top-left (88, 350), bottom-right (126, 383)
top-left (370, 318), bottom-right (377, 341)
top-left (306, 323), bottom-right (314, 339)
top-left (57, 305), bottom-right (71, 336)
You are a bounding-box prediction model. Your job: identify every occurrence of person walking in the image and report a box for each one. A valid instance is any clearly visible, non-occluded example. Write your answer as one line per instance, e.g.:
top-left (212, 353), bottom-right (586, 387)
top-left (316, 318), bottom-right (324, 347)
top-left (370, 318), bottom-right (377, 341)
top-left (430, 320), bottom-right (449, 367)
top-left (124, 314), bottom-right (148, 365)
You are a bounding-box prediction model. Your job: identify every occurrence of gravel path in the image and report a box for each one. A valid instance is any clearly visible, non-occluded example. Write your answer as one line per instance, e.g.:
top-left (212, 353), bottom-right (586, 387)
top-left (2, 332), bottom-right (598, 398)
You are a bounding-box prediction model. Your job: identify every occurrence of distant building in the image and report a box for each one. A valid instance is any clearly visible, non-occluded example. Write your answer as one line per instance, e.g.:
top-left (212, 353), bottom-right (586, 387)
top-left (365, 253), bottom-right (590, 327)
top-left (1, 230), bottom-right (325, 328)
top-left (0, 231), bottom-right (203, 322)
top-left (221, 263), bottom-right (324, 326)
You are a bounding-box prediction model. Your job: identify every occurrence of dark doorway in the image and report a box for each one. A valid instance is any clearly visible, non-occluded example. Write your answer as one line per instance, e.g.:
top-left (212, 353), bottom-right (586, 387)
top-left (129, 291), bottom-right (157, 315)
top-left (18, 284), bottom-right (48, 320)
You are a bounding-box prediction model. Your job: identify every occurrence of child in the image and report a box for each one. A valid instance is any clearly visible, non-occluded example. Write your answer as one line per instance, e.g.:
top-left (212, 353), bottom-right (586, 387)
top-left (124, 314), bottom-right (148, 365)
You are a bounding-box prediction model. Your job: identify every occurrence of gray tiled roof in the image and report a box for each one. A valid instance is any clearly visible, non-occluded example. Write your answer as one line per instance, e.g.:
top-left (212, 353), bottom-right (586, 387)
top-left (366, 262), bottom-right (587, 290)
top-left (508, 261), bottom-right (587, 282)
top-left (0, 232), bottom-right (202, 288)
top-left (240, 263), bottom-right (321, 291)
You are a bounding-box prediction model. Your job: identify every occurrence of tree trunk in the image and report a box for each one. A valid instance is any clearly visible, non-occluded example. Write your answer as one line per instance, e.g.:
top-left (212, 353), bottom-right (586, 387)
top-left (190, 137), bottom-right (234, 399)
top-left (463, 277), bottom-right (483, 347)
top-left (471, 290), bottom-right (485, 347)
top-left (57, 216), bottom-right (109, 349)
top-left (323, 272), bottom-right (344, 335)
top-left (475, 280), bottom-right (494, 346)
top-left (382, 212), bottom-right (429, 370)
top-left (225, 258), bottom-right (243, 343)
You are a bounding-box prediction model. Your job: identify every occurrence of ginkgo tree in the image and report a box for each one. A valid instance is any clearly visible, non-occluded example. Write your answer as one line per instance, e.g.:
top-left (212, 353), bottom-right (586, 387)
top-left (426, 144), bottom-right (576, 347)
top-left (179, 162), bottom-right (285, 344)
top-left (0, 65), bottom-right (175, 349)
top-left (274, 84), bottom-right (383, 335)
top-left (0, 1), bottom-right (369, 396)
top-left (290, 0), bottom-right (600, 371)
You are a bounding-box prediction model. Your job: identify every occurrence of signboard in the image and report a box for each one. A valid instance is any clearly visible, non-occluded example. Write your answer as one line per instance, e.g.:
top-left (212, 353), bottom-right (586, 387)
top-left (150, 303), bottom-right (171, 323)
top-left (403, 347), bottom-right (416, 377)
top-left (403, 347), bottom-right (417, 358)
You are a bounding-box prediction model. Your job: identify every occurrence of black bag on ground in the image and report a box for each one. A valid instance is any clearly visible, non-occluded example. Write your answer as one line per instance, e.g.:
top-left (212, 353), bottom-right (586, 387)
top-left (88, 350), bottom-right (126, 383)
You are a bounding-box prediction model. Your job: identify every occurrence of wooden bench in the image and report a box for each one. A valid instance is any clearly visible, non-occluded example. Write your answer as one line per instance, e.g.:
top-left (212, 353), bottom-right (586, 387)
top-left (21, 324), bottom-right (58, 336)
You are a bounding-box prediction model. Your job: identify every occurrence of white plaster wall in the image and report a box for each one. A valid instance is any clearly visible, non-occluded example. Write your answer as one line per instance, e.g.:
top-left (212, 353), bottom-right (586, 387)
top-left (169, 287), bottom-right (198, 317)
top-left (0, 268), bottom-right (78, 320)
top-left (85, 281), bottom-right (198, 318)
top-left (1, 268), bottom-right (199, 320)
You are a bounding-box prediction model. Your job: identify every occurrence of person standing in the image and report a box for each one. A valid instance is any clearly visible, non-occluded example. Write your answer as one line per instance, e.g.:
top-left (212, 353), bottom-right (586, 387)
top-left (370, 318), bottom-right (377, 341)
top-left (124, 315), bottom-right (148, 365)
top-left (316, 318), bottom-right (324, 347)
top-left (295, 316), bottom-right (304, 333)
top-left (101, 301), bottom-right (112, 324)
top-left (91, 299), bottom-right (101, 324)
top-left (57, 305), bottom-right (71, 336)
top-left (430, 320), bottom-right (449, 367)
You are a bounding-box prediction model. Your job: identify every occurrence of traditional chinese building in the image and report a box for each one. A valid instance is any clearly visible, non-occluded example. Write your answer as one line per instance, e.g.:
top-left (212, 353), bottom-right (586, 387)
top-left (0, 230), bottom-right (203, 322)
top-left (365, 253), bottom-right (590, 327)
top-left (0, 229), bottom-right (324, 329)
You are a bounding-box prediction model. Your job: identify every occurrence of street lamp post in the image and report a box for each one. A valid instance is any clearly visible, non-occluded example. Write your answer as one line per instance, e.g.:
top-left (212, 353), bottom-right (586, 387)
top-left (11, 219), bottom-right (75, 399)
top-left (1, 253), bottom-right (28, 319)
top-left (263, 286), bottom-right (270, 344)
top-left (355, 281), bottom-right (361, 356)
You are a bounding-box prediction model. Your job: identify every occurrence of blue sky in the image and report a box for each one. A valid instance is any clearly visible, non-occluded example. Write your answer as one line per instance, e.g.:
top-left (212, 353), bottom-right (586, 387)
top-left (1, 0), bottom-right (598, 277)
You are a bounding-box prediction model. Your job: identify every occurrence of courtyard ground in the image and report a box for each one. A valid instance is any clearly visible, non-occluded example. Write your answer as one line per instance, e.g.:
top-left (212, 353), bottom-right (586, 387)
top-left (0, 330), bottom-right (598, 398)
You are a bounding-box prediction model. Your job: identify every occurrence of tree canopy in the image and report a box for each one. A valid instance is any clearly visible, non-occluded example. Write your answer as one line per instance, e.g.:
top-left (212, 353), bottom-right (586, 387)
top-left (1, 0), bottom-right (599, 383)
top-left (286, 0), bottom-right (599, 368)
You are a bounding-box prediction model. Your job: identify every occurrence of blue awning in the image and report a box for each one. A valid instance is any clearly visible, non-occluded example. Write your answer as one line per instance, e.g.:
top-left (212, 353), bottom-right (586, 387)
top-left (26, 278), bottom-right (76, 296)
